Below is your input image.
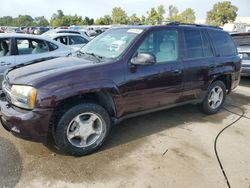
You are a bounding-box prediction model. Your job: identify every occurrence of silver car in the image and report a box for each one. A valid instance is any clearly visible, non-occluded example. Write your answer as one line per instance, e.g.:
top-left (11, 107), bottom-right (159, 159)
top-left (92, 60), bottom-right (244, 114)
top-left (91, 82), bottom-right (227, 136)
top-left (231, 32), bottom-right (250, 76)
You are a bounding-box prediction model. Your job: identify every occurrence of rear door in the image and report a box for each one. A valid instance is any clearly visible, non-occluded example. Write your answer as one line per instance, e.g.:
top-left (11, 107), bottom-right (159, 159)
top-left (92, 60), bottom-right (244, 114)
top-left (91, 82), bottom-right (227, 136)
top-left (181, 29), bottom-right (215, 101)
top-left (122, 28), bottom-right (183, 115)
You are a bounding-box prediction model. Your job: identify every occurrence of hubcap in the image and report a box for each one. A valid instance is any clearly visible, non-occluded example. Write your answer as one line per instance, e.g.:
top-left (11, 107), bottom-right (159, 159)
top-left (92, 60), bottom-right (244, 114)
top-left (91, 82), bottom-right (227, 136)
top-left (208, 86), bottom-right (223, 109)
top-left (66, 112), bottom-right (105, 148)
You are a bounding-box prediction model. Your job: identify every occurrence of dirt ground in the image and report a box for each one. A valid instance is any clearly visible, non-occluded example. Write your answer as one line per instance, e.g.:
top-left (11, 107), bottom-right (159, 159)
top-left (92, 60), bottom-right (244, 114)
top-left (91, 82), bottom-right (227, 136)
top-left (0, 78), bottom-right (250, 188)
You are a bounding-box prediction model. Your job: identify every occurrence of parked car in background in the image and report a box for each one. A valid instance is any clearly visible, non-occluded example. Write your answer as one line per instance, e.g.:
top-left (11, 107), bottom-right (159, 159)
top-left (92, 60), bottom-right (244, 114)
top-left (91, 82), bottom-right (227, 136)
top-left (42, 29), bottom-right (90, 41)
top-left (15, 27), bottom-right (27, 34)
top-left (4, 27), bottom-right (18, 33)
top-left (0, 33), bottom-right (73, 84)
top-left (0, 24), bottom-right (241, 156)
top-left (33, 27), bottom-right (50, 35)
top-left (45, 33), bottom-right (89, 50)
top-left (26, 27), bottom-right (36, 34)
top-left (231, 32), bottom-right (250, 76)
top-left (0, 27), bottom-right (5, 33)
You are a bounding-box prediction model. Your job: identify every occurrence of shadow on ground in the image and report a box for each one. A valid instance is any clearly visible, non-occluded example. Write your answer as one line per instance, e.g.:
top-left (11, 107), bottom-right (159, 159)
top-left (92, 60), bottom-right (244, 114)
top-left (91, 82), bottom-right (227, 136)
top-left (0, 136), bottom-right (22, 188)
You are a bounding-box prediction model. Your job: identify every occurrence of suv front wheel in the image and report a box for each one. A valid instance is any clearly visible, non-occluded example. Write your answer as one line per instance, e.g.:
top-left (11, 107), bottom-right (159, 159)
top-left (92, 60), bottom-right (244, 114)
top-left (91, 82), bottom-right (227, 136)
top-left (54, 103), bottom-right (111, 156)
top-left (201, 80), bottom-right (226, 114)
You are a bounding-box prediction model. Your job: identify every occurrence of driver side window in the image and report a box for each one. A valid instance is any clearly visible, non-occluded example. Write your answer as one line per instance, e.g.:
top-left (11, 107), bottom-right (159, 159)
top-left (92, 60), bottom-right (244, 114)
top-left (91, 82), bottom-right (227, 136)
top-left (137, 29), bottom-right (179, 64)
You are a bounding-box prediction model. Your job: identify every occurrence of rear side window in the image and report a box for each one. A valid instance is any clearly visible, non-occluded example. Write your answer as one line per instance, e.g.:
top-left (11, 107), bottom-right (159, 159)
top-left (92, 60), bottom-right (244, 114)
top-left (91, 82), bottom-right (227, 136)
top-left (16, 39), bottom-right (49, 55)
top-left (183, 30), bottom-right (203, 59)
top-left (55, 36), bottom-right (68, 45)
top-left (69, 36), bottom-right (88, 45)
top-left (209, 30), bottom-right (237, 56)
top-left (47, 42), bottom-right (58, 51)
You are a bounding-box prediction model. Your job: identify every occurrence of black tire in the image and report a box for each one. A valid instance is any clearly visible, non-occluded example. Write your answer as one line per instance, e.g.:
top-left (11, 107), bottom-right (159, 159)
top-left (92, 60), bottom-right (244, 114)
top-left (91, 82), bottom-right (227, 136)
top-left (201, 80), bottom-right (226, 115)
top-left (54, 103), bottom-right (111, 156)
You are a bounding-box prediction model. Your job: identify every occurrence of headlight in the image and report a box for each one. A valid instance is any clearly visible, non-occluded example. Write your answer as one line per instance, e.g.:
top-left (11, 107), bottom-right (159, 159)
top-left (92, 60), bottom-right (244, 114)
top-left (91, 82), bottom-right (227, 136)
top-left (11, 85), bottom-right (37, 109)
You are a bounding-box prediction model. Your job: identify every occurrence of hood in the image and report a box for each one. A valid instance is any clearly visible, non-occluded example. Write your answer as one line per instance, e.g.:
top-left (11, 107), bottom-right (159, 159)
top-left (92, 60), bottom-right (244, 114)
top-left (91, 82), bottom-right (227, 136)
top-left (6, 56), bottom-right (97, 85)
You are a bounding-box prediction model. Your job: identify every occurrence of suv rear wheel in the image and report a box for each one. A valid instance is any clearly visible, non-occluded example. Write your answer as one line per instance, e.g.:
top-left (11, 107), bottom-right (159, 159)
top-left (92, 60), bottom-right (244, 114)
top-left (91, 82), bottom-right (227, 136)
top-left (54, 103), bottom-right (111, 156)
top-left (201, 80), bottom-right (226, 114)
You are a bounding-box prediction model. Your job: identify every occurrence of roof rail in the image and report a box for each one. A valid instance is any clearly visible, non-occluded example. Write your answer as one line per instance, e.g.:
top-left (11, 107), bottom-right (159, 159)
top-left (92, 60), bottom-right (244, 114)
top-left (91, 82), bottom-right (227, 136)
top-left (166, 21), bottom-right (222, 30)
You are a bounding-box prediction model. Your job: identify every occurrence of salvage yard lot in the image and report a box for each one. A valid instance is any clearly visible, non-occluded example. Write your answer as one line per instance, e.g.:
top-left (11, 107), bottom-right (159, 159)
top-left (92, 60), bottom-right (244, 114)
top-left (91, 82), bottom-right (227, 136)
top-left (1, 78), bottom-right (250, 188)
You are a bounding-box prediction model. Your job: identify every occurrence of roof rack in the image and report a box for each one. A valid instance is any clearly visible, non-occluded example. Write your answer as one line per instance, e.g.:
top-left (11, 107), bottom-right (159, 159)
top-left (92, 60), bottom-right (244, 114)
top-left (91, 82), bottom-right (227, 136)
top-left (166, 21), bottom-right (222, 30)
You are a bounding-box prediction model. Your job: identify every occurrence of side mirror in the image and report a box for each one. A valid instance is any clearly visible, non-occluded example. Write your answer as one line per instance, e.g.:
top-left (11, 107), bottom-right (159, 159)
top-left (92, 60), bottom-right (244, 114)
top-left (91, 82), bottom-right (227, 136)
top-left (131, 53), bottom-right (156, 65)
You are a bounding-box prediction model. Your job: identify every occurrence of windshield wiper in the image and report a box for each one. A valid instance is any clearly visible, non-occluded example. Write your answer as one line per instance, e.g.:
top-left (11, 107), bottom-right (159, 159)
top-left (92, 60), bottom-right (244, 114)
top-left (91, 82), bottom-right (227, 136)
top-left (86, 52), bottom-right (103, 60)
top-left (78, 51), bottom-right (104, 62)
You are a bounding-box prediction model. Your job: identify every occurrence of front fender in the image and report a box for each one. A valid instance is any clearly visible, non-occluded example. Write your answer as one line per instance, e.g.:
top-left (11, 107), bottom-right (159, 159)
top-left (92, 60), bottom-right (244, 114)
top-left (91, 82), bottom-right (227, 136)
top-left (36, 79), bottom-right (121, 108)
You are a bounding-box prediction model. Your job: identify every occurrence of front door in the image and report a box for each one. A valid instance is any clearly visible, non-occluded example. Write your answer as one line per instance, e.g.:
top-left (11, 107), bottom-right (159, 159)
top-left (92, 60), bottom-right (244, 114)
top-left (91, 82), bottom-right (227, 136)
top-left (121, 28), bottom-right (183, 115)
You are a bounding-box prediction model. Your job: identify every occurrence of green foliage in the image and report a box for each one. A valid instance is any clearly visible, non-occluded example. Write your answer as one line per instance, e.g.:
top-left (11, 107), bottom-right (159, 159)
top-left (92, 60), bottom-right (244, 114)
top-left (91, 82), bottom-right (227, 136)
top-left (95, 15), bottom-right (112, 25)
top-left (0, 16), bottom-right (14, 26)
top-left (146, 5), bottom-right (166, 25)
top-left (180, 8), bottom-right (196, 23)
top-left (14, 15), bottom-right (34, 26)
top-left (168, 5), bottom-right (179, 20)
top-left (83, 16), bottom-right (94, 25)
top-left (206, 1), bottom-right (238, 26)
top-left (167, 5), bottom-right (196, 23)
top-left (112, 7), bottom-right (128, 24)
top-left (129, 14), bottom-right (141, 25)
top-left (34, 16), bottom-right (49, 26)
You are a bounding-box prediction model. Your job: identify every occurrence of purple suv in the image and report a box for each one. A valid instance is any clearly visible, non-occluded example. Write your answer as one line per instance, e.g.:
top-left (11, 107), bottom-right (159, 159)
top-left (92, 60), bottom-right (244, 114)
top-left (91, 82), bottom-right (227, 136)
top-left (0, 23), bottom-right (241, 156)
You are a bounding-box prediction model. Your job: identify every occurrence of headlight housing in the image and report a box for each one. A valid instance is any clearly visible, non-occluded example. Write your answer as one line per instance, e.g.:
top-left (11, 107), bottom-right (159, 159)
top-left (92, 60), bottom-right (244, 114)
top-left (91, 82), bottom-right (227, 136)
top-left (10, 85), bottom-right (37, 110)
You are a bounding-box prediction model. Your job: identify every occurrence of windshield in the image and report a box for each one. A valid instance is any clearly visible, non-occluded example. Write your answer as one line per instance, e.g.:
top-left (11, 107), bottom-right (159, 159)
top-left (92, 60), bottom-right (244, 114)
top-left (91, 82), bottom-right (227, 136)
top-left (79, 28), bottom-right (144, 59)
top-left (231, 35), bottom-right (250, 47)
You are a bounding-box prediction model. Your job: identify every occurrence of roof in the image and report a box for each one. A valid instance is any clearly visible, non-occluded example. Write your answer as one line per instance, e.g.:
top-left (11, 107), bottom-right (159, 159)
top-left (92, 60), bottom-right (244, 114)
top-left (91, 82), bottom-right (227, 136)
top-left (44, 33), bottom-right (84, 39)
top-left (108, 23), bottom-right (223, 31)
top-left (0, 33), bottom-right (52, 40)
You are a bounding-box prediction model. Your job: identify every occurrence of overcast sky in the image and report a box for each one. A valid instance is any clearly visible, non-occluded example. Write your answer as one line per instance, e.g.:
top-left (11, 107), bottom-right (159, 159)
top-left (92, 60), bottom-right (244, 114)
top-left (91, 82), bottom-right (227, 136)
top-left (1, 0), bottom-right (250, 20)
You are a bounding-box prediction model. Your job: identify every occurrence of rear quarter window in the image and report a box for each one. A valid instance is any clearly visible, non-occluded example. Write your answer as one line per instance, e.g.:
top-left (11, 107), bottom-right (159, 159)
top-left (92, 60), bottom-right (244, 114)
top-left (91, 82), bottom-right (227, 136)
top-left (209, 30), bottom-right (237, 56)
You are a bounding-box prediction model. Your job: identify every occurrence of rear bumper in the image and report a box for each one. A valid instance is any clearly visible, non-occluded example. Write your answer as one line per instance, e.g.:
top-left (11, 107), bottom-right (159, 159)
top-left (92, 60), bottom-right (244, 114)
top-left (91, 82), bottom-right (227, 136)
top-left (241, 66), bottom-right (250, 76)
top-left (0, 98), bottom-right (53, 142)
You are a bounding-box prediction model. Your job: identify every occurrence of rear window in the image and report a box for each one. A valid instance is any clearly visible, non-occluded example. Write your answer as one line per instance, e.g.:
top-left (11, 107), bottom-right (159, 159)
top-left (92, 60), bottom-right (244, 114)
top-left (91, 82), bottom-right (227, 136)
top-left (209, 30), bottom-right (237, 56)
top-left (231, 33), bottom-right (250, 47)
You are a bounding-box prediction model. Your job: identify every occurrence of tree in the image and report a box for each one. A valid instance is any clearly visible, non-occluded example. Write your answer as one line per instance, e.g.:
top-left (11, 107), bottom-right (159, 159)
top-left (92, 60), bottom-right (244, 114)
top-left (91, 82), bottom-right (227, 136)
top-left (206, 1), bottom-right (238, 26)
top-left (50, 10), bottom-right (93, 27)
top-left (141, 15), bottom-right (146, 25)
top-left (168, 5), bottom-right (179, 19)
top-left (157, 5), bottom-right (166, 23)
top-left (95, 15), bottom-right (112, 25)
top-left (83, 16), bottom-right (94, 25)
top-left (0, 16), bottom-right (13, 26)
top-left (34, 16), bottom-right (49, 26)
top-left (129, 14), bottom-right (141, 25)
top-left (14, 15), bottom-right (34, 26)
top-left (180, 8), bottom-right (196, 23)
top-left (147, 8), bottom-right (159, 25)
top-left (111, 7), bottom-right (128, 24)
top-left (168, 5), bottom-right (182, 22)
top-left (146, 5), bottom-right (166, 25)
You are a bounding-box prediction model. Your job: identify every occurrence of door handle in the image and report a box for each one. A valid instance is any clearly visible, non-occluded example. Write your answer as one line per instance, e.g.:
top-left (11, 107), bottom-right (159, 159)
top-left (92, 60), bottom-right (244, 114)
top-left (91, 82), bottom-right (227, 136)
top-left (0, 61), bottom-right (11, 66)
top-left (172, 69), bottom-right (182, 75)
